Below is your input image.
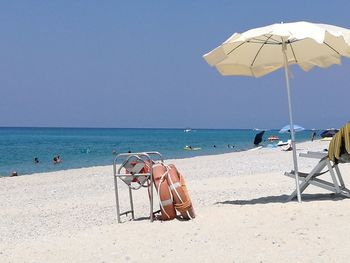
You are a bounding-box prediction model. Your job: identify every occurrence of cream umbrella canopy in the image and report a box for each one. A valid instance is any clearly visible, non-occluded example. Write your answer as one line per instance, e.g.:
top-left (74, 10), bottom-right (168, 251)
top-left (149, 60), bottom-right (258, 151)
top-left (203, 21), bottom-right (350, 202)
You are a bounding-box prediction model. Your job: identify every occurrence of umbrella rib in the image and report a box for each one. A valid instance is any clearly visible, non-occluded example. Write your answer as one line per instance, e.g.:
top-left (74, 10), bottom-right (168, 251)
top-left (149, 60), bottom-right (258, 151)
top-left (324, 41), bottom-right (340, 55)
top-left (246, 40), bottom-right (280, 45)
top-left (226, 42), bottom-right (246, 56)
top-left (250, 35), bottom-right (273, 66)
top-left (248, 37), bottom-right (299, 45)
top-left (226, 34), bottom-right (282, 56)
top-left (288, 41), bottom-right (298, 63)
top-left (268, 35), bottom-right (283, 44)
top-left (251, 34), bottom-right (280, 44)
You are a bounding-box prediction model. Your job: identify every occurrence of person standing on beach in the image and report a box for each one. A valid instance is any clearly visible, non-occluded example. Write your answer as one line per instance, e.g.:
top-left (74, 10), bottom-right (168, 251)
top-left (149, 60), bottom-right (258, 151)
top-left (311, 131), bottom-right (317, 141)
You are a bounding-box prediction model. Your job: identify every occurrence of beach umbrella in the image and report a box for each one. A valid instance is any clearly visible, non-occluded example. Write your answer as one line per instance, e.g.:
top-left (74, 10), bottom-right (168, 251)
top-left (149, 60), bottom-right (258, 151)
top-left (320, 129), bottom-right (339, 138)
top-left (253, 130), bottom-right (265, 145)
top-left (203, 21), bottom-right (350, 202)
top-left (279, 124), bottom-right (305, 134)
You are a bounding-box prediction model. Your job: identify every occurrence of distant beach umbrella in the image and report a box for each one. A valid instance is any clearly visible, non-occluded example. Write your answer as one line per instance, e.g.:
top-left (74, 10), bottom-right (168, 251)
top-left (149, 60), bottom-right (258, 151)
top-left (253, 131), bottom-right (265, 145)
top-left (279, 124), bottom-right (305, 134)
top-left (203, 21), bottom-right (350, 202)
top-left (320, 129), bottom-right (339, 138)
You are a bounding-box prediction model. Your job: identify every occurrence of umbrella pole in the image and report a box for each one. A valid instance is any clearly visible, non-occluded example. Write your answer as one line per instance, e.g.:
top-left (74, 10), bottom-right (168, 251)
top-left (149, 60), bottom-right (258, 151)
top-left (282, 42), bottom-right (302, 203)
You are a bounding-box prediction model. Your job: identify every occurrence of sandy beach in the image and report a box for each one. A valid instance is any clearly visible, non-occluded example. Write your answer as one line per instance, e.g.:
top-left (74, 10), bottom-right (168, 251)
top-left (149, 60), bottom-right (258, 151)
top-left (1, 140), bottom-right (350, 262)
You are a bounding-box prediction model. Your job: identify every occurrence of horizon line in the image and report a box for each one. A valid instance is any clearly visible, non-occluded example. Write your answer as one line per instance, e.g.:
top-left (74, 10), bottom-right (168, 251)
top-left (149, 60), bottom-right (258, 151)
top-left (0, 126), bottom-right (322, 130)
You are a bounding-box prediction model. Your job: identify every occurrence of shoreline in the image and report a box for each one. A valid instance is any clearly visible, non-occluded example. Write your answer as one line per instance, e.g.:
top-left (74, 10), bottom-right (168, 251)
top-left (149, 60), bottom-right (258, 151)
top-left (0, 138), bottom-right (314, 178)
top-left (2, 139), bottom-right (350, 262)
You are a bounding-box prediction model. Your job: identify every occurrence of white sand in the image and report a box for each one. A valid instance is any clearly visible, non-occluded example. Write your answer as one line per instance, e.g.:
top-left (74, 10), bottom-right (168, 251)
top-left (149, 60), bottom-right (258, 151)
top-left (1, 140), bottom-right (350, 262)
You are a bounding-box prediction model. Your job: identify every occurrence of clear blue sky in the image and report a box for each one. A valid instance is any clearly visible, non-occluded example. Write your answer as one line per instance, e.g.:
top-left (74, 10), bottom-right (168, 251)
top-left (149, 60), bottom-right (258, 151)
top-left (1, 1), bottom-right (349, 129)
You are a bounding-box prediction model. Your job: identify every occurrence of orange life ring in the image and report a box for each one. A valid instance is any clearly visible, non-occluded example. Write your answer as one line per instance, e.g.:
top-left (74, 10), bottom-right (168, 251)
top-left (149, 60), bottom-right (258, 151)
top-left (125, 161), bottom-right (194, 221)
top-left (166, 164), bottom-right (195, 220)
top-left (152, 163), bottom-right (176, 220)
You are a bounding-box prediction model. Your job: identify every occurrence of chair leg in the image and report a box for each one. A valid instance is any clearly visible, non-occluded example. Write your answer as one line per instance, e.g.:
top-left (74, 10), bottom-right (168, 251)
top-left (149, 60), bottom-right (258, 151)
top-left (327, 160), bottom-right (341, 193)
top-left (287, 160), bottom-right (327, 201)
top-left (334, 165), bottom-right (346, 188)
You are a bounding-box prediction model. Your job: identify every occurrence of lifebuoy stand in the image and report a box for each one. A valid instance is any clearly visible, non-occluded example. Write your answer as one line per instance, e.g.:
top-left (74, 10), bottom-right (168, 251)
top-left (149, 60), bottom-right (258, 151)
top-left (113, 152), bottom-right (163, 223)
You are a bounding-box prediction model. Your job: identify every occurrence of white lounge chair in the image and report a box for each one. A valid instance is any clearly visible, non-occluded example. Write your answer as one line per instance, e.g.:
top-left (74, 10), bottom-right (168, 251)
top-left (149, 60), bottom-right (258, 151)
top-left (284, 151), bottom-right (350, 201)
top-left (285, 122), bottom-right (350, 201)
top-left (281, 140), bottom-right (292, 151)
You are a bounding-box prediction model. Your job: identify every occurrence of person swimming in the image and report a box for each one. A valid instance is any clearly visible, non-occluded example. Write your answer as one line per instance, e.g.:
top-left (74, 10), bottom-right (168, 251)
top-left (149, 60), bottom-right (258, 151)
top-left (10, 171), bottom-right (18, 177)
top-left (53, 155), bottom-right (61, 164)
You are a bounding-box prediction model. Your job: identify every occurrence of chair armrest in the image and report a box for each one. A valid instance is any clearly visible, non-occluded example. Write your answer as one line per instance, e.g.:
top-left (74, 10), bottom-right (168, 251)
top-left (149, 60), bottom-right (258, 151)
top-left (299, 151), bottom-right (328, 159)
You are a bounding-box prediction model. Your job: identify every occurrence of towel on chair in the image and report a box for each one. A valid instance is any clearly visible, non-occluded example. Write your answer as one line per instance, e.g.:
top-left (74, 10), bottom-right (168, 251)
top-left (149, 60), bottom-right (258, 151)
top-left (328, 122), bottom-right (350, 163)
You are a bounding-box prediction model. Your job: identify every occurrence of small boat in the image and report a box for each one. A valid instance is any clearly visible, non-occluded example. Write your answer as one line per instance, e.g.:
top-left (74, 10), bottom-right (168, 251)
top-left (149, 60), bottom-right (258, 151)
top-left (184, 128), bottom-right (192, 133)
top-left (268, 135), bottom-right (279, 141)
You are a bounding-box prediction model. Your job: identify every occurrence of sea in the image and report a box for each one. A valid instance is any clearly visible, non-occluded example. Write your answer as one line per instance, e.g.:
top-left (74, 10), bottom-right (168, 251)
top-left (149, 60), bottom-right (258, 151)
top-left (0, 127), bottom-right (314, 177)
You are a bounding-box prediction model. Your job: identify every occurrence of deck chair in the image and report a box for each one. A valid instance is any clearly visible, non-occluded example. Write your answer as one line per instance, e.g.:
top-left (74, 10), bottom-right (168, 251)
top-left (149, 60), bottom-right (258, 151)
top-left (113, 152), bottom-right (163, 223)
top-left (284, 151), bottom-right (350, 201)
top-left (281, 140), bottom-right (292, 151)
top-left (285, 122), bottom-right (350, 201)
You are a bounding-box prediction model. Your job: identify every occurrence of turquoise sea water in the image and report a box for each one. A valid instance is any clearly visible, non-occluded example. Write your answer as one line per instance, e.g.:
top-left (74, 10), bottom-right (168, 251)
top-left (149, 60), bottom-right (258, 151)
top-left (0, 127), bottom-right (314, 176)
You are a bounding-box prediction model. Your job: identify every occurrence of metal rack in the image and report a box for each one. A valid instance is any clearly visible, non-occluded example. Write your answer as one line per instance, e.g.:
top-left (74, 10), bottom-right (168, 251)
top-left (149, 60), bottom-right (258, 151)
top-left (113, 152), bottom-right (163, 223)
